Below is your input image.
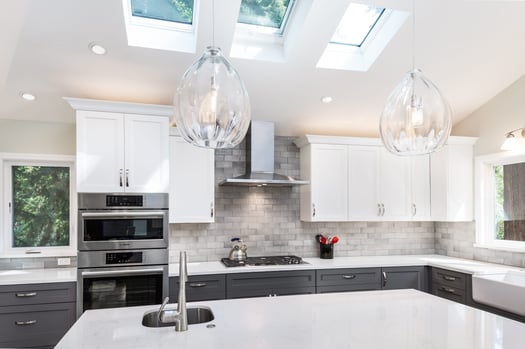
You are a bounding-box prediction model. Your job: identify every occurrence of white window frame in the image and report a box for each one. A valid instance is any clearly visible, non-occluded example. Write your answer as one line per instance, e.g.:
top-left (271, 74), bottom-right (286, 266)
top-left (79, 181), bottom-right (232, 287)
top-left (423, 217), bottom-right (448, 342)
top-left (475, 150), bottom-right (525, 252)
top-left (1, 153), bottom-right (76, 257)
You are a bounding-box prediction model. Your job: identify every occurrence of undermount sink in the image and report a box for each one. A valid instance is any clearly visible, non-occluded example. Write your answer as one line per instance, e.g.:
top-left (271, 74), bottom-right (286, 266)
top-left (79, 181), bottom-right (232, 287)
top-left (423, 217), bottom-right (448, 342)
top-left (142, 306), bottom-right (214, 328)
top-left (472, 270), bottom-right (525, 316)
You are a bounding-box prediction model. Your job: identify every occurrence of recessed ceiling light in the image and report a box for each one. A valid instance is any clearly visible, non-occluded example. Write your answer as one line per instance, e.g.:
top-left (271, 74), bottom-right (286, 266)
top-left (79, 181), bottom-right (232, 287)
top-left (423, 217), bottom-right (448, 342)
top-left (321, 96), bottom-right (333, 104)
top-left (89, 42), bottom-right (107, 55)
top-left (20, 92), bottom-right (36, 101)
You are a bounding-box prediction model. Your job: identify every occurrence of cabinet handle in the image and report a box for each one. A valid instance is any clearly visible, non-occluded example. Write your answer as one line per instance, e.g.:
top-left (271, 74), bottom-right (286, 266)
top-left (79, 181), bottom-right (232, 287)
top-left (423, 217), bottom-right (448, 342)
top-left (119, 169), bottom-right (123, 187)
top-left (342, 275), bottom-right (356, 280)
top-left (189, 282), bottom-right (207, 288)
top-left (15, 320), bottom-right (37, 326)
top-left (16, 292), bottom-right (37, 297)
top-left (210, 203), bottom-right (214, 218)
top-left (382, 271), bottom-right (387, 287)
top-left (443, 275), bottom-right (457, 281)
top-left (125, 169), bottom-right (130, 187)
top-left (377, 203), bottom-right (382, 216)
top-left (440, 286), bottom-right (456, 294)
top-left (412, 203), bottom-right (417, 216)
top-left (312, 204), bottom-right (316, 217)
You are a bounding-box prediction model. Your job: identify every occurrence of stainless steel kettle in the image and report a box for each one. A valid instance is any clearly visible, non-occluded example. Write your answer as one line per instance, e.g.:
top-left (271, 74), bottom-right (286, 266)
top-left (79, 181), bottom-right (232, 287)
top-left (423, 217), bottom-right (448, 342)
top-left (228, 237), bottom-right (247, 261)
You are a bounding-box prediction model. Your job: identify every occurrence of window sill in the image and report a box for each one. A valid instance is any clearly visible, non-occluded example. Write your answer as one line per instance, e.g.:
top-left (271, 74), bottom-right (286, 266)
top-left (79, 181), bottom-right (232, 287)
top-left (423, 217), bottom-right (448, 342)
top-left (0, 250), bottom-right (77, 259)
top-left (474, 243), bottom-right (525, 253)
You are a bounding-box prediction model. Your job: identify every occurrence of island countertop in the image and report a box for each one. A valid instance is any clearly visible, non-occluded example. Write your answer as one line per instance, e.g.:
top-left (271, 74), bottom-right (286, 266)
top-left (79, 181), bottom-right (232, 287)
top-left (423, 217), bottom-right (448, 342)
top-left (55, 289), bottom-right (525, 349)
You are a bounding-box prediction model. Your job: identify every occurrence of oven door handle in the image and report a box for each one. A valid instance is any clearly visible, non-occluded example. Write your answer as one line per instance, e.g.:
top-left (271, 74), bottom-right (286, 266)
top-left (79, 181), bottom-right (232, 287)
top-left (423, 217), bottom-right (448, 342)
top-left (81, 211), bottom-right (167, 218)
top-left (81, 267), bottom-right (165, 278)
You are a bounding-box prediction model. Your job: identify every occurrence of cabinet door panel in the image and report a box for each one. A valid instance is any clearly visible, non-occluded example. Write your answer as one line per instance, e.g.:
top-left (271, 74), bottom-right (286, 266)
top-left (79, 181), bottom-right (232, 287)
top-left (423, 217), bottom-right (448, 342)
top-left (169, 135), bottom-right (215, 223)
top-left (410, 155), bottom-right (431, 219)
top-left (76, 111), bottom-right (124, 193)
top-left (348, 146), bottom-right (379, 219)
top-left (310, 145), bottom-right (348, 221)
top-left (379, 149), bottom-right (410, 219)
top-left (226, 271), bottom-right (315, 299)
top-left (124, 114), bottom-right (169, 193)
top-left (381, 266), bottom-right (427, 291)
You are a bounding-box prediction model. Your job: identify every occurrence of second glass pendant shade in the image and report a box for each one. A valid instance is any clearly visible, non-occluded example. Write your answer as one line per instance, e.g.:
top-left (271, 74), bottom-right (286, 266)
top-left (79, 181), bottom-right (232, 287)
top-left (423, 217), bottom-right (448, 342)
top-left (174, 47), bottom-right (251, 149)
top-left (380, 69), bottom-right (452, 156)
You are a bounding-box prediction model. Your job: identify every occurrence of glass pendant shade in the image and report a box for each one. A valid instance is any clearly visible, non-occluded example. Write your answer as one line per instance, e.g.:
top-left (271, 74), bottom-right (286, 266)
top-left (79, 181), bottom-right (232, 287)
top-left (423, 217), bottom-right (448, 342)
top-left (174, 46), bottom-right (251, 148)
top-left (380, 69), bottom-right (452, 156)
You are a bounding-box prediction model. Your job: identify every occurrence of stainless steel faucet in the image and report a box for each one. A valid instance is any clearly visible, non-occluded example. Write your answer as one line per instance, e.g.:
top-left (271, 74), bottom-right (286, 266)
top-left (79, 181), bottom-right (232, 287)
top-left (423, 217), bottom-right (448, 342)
top-left (159, 251), bottom-right (188, 331)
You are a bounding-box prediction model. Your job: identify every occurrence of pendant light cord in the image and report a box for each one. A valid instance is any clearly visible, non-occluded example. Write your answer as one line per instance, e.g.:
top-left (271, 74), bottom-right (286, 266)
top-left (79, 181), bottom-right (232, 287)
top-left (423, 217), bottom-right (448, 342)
top-left (411, 0), bottom-right (415, 71)
top-left (212, 0), bottom-right (215, 48)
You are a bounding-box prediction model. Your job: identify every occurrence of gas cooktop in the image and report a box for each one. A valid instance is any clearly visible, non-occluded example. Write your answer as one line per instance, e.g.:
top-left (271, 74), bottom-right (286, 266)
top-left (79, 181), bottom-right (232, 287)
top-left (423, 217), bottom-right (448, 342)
top-left (221, 255), bottom-right (306, 267)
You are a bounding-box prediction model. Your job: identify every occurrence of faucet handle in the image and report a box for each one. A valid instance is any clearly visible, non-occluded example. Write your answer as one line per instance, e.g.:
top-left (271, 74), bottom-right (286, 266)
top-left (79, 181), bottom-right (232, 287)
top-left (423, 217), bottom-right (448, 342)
top-left (158, 297), bottom-right (170, 323)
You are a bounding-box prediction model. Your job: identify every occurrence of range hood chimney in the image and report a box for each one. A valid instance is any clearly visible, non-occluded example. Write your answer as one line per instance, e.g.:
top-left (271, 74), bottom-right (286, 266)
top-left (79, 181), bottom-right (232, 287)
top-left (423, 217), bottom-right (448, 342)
top-left (219, 121), bottom-right (308, 187)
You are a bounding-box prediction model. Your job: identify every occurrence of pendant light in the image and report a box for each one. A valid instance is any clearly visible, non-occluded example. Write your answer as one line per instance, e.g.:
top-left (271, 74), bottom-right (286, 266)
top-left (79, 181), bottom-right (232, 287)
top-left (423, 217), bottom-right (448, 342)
top-left (174, 0), bottom-right (251, 149)
top-left (379, 0), bottom-right (451, 156)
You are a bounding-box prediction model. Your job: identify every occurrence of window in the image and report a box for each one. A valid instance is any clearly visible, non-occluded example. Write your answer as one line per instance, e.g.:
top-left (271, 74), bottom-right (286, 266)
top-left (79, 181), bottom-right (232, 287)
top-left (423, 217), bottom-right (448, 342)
top-left (330, 3), bottom-right (385, 47)
top-left (237, 0), bottom-right (296, 35)
top-left (476, 151), bottom-right (525, 252)
top-left (130, 0), bottom-right (194, 25)
top-left (1, 154), bottom-right (76, 256)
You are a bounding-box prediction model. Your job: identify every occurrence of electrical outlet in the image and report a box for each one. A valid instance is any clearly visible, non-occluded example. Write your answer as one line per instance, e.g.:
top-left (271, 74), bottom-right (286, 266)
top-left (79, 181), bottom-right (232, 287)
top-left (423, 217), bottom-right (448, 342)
top-left (57, 257), bottom-right (71, 266)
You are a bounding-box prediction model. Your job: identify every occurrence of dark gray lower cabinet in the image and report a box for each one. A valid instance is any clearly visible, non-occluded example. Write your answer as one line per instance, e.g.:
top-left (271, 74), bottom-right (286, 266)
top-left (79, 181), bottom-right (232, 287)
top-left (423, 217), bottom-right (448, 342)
top-left (170, 274), bottom-right (226, 301)
top-left (226, 270), bottom-right (316, 299)
top-left (0, 282), bottom-right (76, 349)
top-left (430, 267), bottom-right (467, 304)
top-left (381, 266), bottom-right (428, 292)
top-left (316, 268), bottom-right (381, 293)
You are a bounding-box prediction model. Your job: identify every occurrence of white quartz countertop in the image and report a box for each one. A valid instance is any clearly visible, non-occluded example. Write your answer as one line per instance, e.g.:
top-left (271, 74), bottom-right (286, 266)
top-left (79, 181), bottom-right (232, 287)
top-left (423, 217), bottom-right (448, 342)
top-left (55, 289), bottom-right (525, 349)
top-left (169, 254), bottom-right (518, 276)
top-left (0, 267), bottom-right (76, 285)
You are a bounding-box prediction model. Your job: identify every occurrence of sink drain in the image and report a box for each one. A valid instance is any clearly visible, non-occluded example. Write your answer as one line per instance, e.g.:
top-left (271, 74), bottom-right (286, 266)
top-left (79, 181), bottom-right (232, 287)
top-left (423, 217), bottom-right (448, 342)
top-left (206, 324), bottom-right (216, 329)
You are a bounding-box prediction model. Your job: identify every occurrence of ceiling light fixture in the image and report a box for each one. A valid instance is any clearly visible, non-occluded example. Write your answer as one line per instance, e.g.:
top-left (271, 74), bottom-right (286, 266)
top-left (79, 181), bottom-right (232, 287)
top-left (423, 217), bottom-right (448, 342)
top-left (89, 42), bottom-right (107, 55)
top-left (501, 128), bottom-right (525, 150)
top-left (20, 92), bottom-right (36, 101)
top-left (173, 0), bottom-right (251, 149)
top-left (321, 96), bottom-right (333, 104)
top-left (379, 0), bottom-right (451, 156)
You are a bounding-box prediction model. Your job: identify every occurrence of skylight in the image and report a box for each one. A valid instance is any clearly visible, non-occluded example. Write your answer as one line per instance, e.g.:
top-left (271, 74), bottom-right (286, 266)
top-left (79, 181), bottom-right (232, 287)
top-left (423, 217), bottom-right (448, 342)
top-left (237, 0), bottom-right (296, 36)
top-left (122, 0), bottom-right (197, 53)
top-left (130, 0), bottom-right (194, 25)
top-left (330, 3), bottom-right (385, 47)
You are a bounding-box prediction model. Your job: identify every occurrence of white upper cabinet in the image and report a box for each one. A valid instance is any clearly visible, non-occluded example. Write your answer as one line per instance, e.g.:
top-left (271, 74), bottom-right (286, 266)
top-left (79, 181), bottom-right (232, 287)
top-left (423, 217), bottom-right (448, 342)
top-left (73, 101), bottom-right (170, 193)
top-left (410, 155), bottom-right (431, 220)
top-left (347, 146), bottom-right (379, 220)
top-left (430, 137), bottom-right (477, 221)
top-left (299, 143), bottom-right (348, 221)
top-left (169, 133), bottom-right (215, 223)
top-left (377, 148), bottom-right (411, 220)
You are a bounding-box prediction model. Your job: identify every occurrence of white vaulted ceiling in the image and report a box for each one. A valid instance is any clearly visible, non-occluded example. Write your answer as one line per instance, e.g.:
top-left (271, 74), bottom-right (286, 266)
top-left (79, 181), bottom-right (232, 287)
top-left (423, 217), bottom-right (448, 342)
top-left (1, 0), bottom-right (525, 136)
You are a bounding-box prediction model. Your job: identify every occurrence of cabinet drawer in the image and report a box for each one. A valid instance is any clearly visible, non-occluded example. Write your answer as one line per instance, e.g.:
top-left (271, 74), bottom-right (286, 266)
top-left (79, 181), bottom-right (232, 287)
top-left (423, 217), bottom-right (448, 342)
top-left (317, 283), bottom-right (380, 294)
top-left (0, 282), bottom-right (76, 307)
top-left (316, 268), bottom-right (381, 287)
top-left (226, 271), bottom-right (315, 299)
top-left (431, 284), bottom-right (466, 304)
top-left (170, 274), bottom-right (226, 301)
top-left (0, 302), bottom-right (76, 348)
top-left (432, 268), bottom-right (467, 290)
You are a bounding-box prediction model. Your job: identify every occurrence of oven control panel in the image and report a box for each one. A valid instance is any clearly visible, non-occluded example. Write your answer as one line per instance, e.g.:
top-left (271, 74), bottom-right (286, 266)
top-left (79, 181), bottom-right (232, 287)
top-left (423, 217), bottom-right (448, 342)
top-left (106, 195), bottom-right (143, 207)
top-left (106, 252), bottom-right (143, 265)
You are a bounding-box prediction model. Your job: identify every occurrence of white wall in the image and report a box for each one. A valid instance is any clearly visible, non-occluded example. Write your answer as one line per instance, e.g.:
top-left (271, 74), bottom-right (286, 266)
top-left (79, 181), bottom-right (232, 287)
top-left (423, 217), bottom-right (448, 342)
top-left (0, 119), bottom-right (75, 155)
top-left (453, 74), bottom-right (525, 156)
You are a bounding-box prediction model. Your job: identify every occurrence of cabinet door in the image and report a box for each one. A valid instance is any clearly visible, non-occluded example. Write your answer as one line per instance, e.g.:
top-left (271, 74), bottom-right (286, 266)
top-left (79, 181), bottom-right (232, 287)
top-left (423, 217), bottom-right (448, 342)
top-left (381, 266), bottom-right (427, 291)
top-left (226, 271), bottom-right (315, 299)
top-left (410, 155), bottom-right (431, 220)
top-left (76, 111), bottom-right (124, 193)
top-left (348, 146), bottom-right (380, 220)
top-left (124, 114), bottom-right (169, 193)
top-left (378, 149), bottom-right (410, 220)
top-left (170, 274), bottom-right (225, 301)
top-left (309, 144), bottom-right (348, 221)
top-left (169, 135), bottom-right (215, 223)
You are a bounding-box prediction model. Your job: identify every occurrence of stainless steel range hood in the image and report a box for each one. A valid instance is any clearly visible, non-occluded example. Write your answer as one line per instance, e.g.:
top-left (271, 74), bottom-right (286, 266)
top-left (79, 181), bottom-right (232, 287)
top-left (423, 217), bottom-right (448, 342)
top-left (219, 121), bottom-right (308, 187)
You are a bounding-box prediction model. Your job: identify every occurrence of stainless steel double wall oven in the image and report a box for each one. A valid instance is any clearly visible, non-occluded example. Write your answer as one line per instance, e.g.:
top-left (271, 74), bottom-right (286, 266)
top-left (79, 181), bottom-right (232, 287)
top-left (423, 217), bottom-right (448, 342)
top-left (77, 193), bottom-right (169, 317)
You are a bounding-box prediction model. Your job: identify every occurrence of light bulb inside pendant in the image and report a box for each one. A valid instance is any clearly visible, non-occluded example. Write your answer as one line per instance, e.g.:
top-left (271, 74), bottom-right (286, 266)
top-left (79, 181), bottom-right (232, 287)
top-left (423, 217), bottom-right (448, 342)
top-left (199, 77), bottom-right (219, 126)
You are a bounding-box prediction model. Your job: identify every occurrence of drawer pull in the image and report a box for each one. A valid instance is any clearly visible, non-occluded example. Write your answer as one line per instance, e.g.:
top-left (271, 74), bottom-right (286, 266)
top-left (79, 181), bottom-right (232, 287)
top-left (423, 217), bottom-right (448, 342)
top-left (440, 286), bottom-right (456, 294)
top-left (15, 320), bottom-right (37, 326)
top-left (443, 275), bottom-right (457, 281)
top-left (189, 282), bottom-right (207, 288)
top-left (16, 292), bottom-right (37, 298)
top-left (342, 275), bottom-right (356, 280)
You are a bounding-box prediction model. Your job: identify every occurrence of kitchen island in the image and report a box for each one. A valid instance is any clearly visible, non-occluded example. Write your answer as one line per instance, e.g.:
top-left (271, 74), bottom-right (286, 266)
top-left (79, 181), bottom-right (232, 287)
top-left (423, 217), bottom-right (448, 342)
top-left (55, 289), bottom-right (525, 349)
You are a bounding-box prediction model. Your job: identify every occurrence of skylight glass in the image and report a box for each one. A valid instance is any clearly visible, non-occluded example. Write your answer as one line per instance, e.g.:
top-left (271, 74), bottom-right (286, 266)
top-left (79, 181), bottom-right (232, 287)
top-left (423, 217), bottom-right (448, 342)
top-left (330, 3), bottom-right (385, 47)
top-left (130, 0), bottom-right (194, 25)
top-left (237, 0), bottom-right (295, 35)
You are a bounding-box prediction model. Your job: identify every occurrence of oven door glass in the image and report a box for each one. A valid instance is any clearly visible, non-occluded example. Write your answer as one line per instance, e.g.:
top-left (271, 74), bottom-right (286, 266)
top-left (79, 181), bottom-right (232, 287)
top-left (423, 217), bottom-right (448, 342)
top-left (82, 212), bottom-right (164, 241)
top-left (82, 270), bottom-right (163, 312)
